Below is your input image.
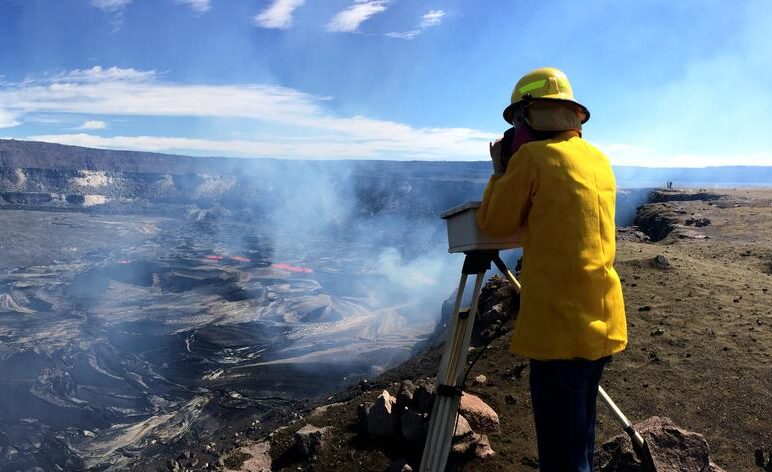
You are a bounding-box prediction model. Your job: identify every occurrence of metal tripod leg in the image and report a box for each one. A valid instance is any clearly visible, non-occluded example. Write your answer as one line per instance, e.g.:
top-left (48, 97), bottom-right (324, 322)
top-left (419, 271), bottom-right (486, 472)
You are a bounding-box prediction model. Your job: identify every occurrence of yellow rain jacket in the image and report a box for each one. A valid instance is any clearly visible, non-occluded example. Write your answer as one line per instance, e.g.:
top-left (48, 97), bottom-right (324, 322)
top-left (477, 131), bottom-right (627, 361)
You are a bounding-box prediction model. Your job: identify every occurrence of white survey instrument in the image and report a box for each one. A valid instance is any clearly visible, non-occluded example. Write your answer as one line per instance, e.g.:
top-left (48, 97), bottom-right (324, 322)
top-left (419, 203), bottom-right (521, 472)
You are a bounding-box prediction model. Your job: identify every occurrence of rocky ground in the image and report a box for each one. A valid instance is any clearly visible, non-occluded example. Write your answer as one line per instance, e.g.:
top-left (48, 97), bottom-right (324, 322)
top-left (194, 188), bottom-right (771, 472)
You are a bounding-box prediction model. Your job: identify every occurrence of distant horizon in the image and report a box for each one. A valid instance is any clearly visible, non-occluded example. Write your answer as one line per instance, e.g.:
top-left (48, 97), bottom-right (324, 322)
top-left (2, 139), bottom-right (771, 182)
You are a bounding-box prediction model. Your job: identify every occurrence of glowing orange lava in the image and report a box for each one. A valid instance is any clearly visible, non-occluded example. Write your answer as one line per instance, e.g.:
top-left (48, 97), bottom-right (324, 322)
top-left (271, 263), bottom-right (314, 273)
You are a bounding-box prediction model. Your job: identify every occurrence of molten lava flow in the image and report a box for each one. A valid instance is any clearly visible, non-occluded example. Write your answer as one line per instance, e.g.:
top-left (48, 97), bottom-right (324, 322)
top-left (205, 255), bottom-right (224, 261)
top-left (271, 263), bottom-right (313, 273)
top-left (230, 256), bottom-right (251, 263)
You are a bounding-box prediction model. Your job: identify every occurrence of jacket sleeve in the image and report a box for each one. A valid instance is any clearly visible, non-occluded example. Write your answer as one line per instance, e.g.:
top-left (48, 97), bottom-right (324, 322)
top-left (476, 147), bottom-right (536, 237)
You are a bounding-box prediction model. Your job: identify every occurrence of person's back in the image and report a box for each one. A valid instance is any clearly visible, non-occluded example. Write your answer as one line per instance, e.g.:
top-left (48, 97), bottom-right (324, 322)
top-left (505, 134), bottom-right (626, 360)
top-left (476, 67), bottom-right (627, 472)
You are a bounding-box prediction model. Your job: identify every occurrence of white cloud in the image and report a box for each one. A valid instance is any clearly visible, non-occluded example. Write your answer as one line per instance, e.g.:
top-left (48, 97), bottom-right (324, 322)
top-left (597, 142), bottom-right (772, 167)
top-left (387, 9), bottom-right (444, 40)
top-left (385, 31), bottom-right (418, 40)
top-left (0, 109), bottom-right (19, 128)
top-left (78, 120), bottom-right (107, 130)
top-left (254, 0), bottom-right (306, 29)
top-left (327, 1), bottom-right (389, 33)
top-left (175, 0), bottom-right (211, 13)
top-left (4, 66), bottom-right (495, 160)
top-left (54, 66), bottom-right (156, 83)
top-left (419, 9), bottom-right (444, 28)
top-left (24, 131), bottom-right (491, 160)
top-left (90, 0), bottom-right (132, 12)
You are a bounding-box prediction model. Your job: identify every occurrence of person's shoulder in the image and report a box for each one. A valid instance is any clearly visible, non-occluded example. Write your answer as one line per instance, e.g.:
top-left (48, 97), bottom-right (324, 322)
top-left (567, 136), bottom-right (609, 158)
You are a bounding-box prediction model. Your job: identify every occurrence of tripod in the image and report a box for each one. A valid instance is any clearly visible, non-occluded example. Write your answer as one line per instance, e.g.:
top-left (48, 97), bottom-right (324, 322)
top-left (419, 250), bottom-right (520, 472)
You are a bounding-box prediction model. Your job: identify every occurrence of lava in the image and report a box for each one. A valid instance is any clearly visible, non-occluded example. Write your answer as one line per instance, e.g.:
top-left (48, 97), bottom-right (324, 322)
top-left (271, 262), bottom-right (314, 273)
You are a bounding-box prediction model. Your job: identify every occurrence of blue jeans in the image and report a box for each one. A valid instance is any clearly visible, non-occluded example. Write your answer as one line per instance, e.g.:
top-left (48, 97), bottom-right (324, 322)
top-left (529, 357), bottom-right (610, 472)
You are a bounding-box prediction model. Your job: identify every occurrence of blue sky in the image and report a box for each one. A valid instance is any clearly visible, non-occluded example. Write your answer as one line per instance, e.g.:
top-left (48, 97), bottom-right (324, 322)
top-left (1, 0), bottom-right (771, 166)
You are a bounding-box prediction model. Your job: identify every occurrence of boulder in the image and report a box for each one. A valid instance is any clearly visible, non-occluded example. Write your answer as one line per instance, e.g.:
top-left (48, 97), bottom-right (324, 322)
top-left (412, 381), bottom-right (435, 413)
top-left (452, 415), bottom-right (473, 440)
top-left (294, 425), bottom-right (331, 457)
top-left (652, 255), bottom-right (671, 269)
top-left (685, 216), bottom-right (711, 227)
top-left (400, 408), bottom-right (427, 444)
top-left (356, 402), bottom-right (371, 434)
top-left (366, 390), bottom-right (398, 438)
top-left (459, 392), bottom-right (499, 433)
top-left (595, 416), bottom-right (727, 472)
top-left (474, 434), bottom-right (495, 460)
top-left (451, 433), bottom-right (481, 456)
top-left (389, 459), bottom-right (413, 472)
top-left (396, 380), bottom-right (415, 411)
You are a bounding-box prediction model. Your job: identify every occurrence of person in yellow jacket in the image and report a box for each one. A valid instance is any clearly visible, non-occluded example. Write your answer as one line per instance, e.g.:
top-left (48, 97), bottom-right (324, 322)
top-left (476, 67), bottom-right (627, 472)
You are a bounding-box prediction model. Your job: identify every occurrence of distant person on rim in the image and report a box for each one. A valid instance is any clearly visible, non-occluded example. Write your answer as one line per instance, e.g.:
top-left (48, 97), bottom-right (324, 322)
top-left (477, 67), bottom-right (627, 472)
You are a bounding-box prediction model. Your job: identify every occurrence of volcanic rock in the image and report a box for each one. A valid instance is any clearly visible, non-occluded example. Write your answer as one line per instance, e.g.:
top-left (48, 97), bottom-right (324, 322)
top-left (396, 380), bottom-right (415, 411)
top-left (652, 255), bottom-right (671, 269)
top-left (451, 433), bottom-right (482, 456)
top-left (412, 381), bottom-right (436, 413)
top-left (458, 392), bottom-right (499, 433)
top-left (399, 408), bottom-right (427, 444)
top-left (594, 416), bottom-right (727, 471)
top-left (472, 275), bottom-right (520, 346)
top-left (472, 374), bottom-right (487, 386)
top-left (616, 226), bottom-right (651, 242)
top-left (453, 415), bottom-right (473, 440)
top-left (294, 425), bottom-right (332, 458)
top-left (474, 434), bottom-right (495, 459)
top-left (366, 390), bottom-right (398, 438)
top-left (685, 216), bottom-right (712, 227)
top-left (389, 459), bottom-right (413, 472)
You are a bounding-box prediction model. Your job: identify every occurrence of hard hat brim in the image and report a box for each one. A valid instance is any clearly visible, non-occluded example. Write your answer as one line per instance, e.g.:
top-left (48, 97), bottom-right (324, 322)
top-left (503, 98), bottom-right (590, 125)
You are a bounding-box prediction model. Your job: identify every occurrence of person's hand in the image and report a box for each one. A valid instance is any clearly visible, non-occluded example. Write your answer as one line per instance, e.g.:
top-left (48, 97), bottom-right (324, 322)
top-left (489, 138), bottom-right (505, 175)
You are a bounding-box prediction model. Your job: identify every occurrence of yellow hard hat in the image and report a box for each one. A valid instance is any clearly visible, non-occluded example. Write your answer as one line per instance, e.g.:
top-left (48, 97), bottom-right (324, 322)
top-left (503, 67), bottom-right (590, 124)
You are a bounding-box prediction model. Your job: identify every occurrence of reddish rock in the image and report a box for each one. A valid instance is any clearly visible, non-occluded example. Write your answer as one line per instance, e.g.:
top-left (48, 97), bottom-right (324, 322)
top-left (459, 392), bottom-right (499, 433)
top-left (452, 415), bottom-right (473, 440)
top-left (474, 434), bottom-right (495, 459)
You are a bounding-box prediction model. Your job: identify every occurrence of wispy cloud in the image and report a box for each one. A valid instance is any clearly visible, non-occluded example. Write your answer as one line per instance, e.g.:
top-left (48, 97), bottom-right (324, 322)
top-left (3, 66), bottom-right (495, 160)
top-left (419, 10), bottom-right (444, 28)
top-left (327, 0), bottom-right (389, 33)
top-left (596, 142), bottom-right (772, 168)
top-left (78, 120), bottom-right (107, 130)
top-left (386, 9), bottom-right (444, 40)
top-left (175, 0), bottom-right (211, 14)
top-left (90, 0), bottom-right (132, 12)
top-left (0, 109), bottom-right (19, 128)
top-left (90, 0), bottom-right (133, 30)
top-left (254, 0), bottom-right (306, 29)
top-left (54, 65), bottom-right (157, 83)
